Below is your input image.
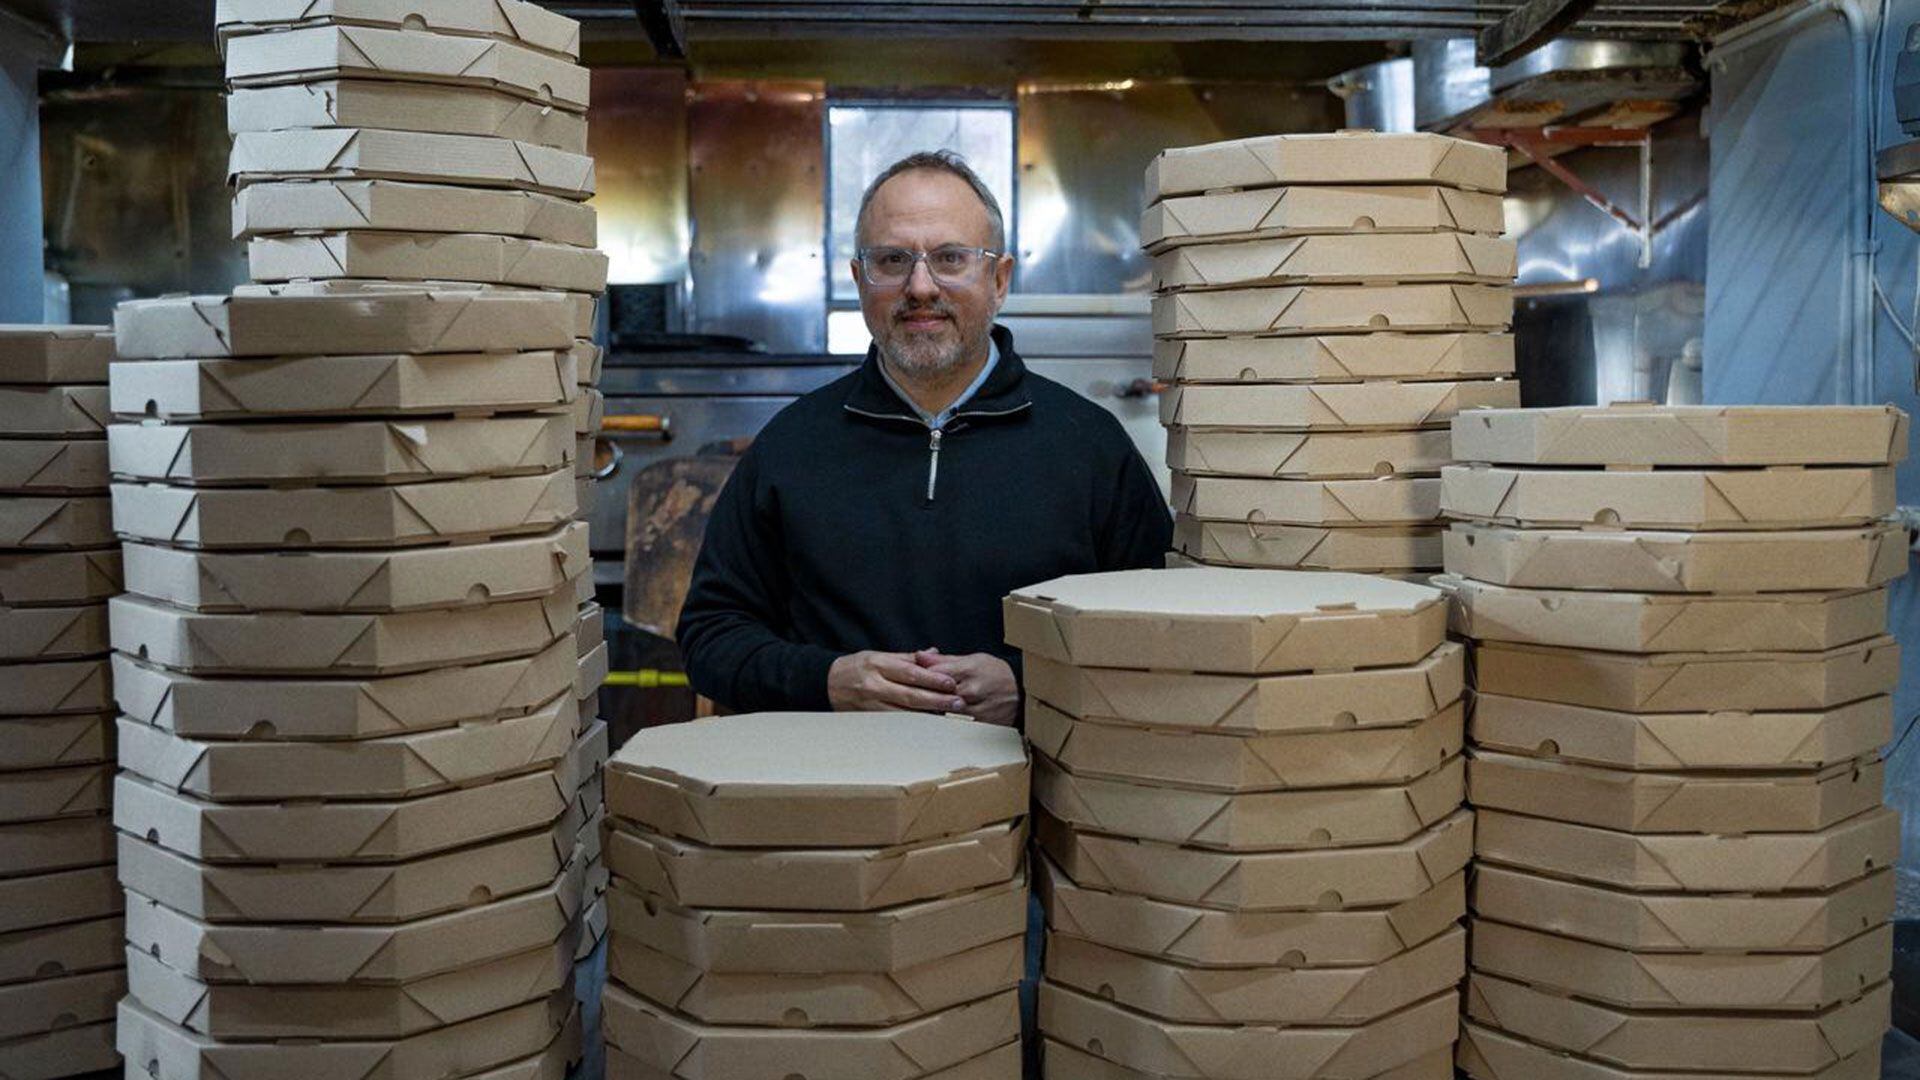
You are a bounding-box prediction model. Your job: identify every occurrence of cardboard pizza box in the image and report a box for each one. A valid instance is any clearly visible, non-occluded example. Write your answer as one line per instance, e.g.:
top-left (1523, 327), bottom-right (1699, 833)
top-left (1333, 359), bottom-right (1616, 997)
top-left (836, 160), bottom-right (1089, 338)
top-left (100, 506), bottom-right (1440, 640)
top-left (235, 179), bottom-right (597, 246)
top-left (0, 601), bottom-right (108, 661)
top-left (0, 384), bottom-right (109, 436)
top-left (1450, 403), bottom-right (1909, 468)
top-left (0, 811), bottom-right (113, 880)
top-left (0, 966), bottom-right (124, 1040)
top-left (1042, 1040), bottom-right (1454, 1080)
top-left (215, 0), bottom-right (580, 58)
top-left (1468, 693), bottom-right (1892, 772)
top-left (1142, 184), bottom-right (1506, 254)
top-left (1155, 232), bottom-right (1516, 290)
top-left (1457, 1021), bottom-right (1879, 1080)
top-left (1146, 132), bottom-right (1507, 200)
top-left (1473, 637), bottom-right (1900, 713)
top-left (1167, 427), bottom-right (1453, 480)
top-left (229, 128), bottom-right (595, 199)
top-left (0, 860), bottom-right (120, 934)
top-left (1172, 474), bottom-right (1440, 526)
top-left (114, 288), bottom-right (576, 358)
top-left (0, 438), bottom-right (110, 495)
top-left (223, 25), bottom-right (588, 111)
top-left (111, 350), bottom-right (577, 422)
top-left (227, 79), bottom-right (588, 151)
top-left (0, 494), bottom-right (114, 550)
top-left (1162, 380), bottom-right (1518, 431)
top-left (1173, 518), bottom-right (1442, 572)
top-left (0, 760), bottom-right (112, 822)
top-left (1154, 333), bottom-right (1514, 384)
top-left (250, 232), bottom-right (607, 294)
top-left (1440, 463), bottom-right (1896, 531)
top-left (0, 911), bottom-right (122, 983)
top-left (0, 657), bottom-right (112, 715)
top-left (233, 278), bottom-right (598, 337)
top-left (1153, 284), bottom-right (1513, 338)
top-left (0, 548), bottom-right (121, 606)
top-left (0, 324), bottom-right (112, 384)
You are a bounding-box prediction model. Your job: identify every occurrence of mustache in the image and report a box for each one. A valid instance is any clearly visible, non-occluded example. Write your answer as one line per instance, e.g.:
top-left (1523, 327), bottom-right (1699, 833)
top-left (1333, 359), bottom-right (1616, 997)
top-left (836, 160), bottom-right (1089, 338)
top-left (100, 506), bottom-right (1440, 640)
top-left (891, 300), bottom-right (954, 323)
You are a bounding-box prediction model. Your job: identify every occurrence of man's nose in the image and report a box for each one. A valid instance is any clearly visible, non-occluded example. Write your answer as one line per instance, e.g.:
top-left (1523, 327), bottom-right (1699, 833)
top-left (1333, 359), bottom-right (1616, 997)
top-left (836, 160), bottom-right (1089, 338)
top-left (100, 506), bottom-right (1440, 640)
top-left (904, 258), bottom-right (942, 300)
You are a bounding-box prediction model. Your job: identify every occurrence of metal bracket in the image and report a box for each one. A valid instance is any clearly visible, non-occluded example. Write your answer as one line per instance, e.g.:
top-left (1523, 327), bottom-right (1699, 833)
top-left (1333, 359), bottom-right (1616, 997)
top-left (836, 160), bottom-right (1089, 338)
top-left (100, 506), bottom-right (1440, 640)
top-left (1465, 126), bottom-right (1659, 270)
top-left (1476, 0), bottom-right (1603, 67)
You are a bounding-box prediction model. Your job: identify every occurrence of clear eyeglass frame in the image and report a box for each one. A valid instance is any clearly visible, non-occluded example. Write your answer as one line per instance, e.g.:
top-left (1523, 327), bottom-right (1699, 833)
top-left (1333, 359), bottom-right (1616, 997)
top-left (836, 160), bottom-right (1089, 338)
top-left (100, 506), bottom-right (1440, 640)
top-left (856, 245), bottom-right (1002, 287)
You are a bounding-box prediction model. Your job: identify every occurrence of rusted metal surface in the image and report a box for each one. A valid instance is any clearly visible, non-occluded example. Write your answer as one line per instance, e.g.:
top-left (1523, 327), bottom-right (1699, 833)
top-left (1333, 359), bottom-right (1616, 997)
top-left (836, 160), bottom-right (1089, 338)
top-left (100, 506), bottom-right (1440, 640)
top-left (622, 453), bottom-right (740, 637)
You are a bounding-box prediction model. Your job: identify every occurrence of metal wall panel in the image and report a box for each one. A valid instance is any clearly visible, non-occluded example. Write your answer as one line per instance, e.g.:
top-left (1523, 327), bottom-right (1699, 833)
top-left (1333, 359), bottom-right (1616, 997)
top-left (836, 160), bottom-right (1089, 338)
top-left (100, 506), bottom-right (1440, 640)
top-left (1013, 80), bottom-right (1340, 294)
top-left (591, 67), bottom-right (691, 287)
top-left (0, 27), bottom-right (41, 319)
top-left (686, 80), bottom-right (827, 353)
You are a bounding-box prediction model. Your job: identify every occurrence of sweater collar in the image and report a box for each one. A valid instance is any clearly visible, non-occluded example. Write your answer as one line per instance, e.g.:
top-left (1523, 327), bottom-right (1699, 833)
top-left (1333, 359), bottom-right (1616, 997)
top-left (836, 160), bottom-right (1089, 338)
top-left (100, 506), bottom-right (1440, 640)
top-left (844, 324), bottom-right (1032, 425)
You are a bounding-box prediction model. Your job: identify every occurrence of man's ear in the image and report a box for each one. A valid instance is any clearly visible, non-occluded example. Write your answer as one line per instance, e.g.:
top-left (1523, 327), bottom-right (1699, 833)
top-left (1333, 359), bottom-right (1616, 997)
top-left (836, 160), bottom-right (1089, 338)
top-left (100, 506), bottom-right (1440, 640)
top-left (849, 259), bottom-right (866, 292)
top-left (993, 253), bottom-right (1014, 301)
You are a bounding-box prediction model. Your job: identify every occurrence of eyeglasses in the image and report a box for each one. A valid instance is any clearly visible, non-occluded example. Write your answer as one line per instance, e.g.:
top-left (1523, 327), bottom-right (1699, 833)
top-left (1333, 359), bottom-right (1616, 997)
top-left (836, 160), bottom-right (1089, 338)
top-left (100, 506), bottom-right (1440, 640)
top-left (856, 245), bottom-right (1001, 288)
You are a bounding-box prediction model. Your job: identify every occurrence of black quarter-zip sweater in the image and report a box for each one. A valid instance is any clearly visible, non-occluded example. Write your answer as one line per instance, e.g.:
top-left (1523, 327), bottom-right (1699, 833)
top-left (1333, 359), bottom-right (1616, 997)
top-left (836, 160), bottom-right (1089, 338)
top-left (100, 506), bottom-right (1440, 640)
top-left (676, 325), bottom-right (1174, 713)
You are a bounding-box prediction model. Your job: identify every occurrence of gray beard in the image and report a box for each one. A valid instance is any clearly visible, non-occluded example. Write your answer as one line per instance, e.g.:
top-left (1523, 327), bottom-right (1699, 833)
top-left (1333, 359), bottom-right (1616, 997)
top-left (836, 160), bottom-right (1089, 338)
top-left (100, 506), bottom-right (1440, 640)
top-left (879, 325), bottom-right (988, 379)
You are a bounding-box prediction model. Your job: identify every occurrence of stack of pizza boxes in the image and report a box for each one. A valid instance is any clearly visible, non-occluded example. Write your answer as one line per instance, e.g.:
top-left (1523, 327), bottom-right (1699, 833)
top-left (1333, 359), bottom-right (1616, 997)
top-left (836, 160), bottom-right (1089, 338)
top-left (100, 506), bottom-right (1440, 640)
top-left (599, 712), bottom-right (1032, 1079)
top-left (0, 325), bottom-right (123, 1078)
top-left (105, 1), bottom-right (607, 1074)
top-left (1145, 131), bottom-right (1519, 579)
top-left (1007, 568), bottom-right (1473, 1079)
top-left (1440, 403), bottom-right (1907, 1080)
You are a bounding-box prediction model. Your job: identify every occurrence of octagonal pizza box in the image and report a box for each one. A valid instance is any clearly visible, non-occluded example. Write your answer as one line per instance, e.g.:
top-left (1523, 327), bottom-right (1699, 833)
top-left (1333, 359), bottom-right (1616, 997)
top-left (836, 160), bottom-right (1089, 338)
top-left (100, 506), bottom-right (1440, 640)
top-left (0, 861), bottom-right (120, 935)
top-left (1005, 569), bottom-right (1444, 676)
top-left (1153, 284), bottom-right (1512, 339)
top-left (1155, 233), bottom-right (1516, 291)
top-left (114, 288), bottom-right (576, 359)
top-left (1468, 693), bottom-right (1891, 772)
top-left (0, 965), bottom-right (124, 1041)
top-left (250, 232), bottom-right (607, 295)
top-left (235, 179), bottom-right (597, 245)
top-left (1172, 475), bottom-right (1440, 527)
top-left (233, 279), bottom-right (598, 339)
top-left (0, 494), bottom-right (113, 550)
top-left (0, 1017), bottom-right (118, 1079)
top-left (0, 383), bottom-right (108, 437)
top-left (0, 811), bottom-right (113, 880)
top-left (1162, 379), bottom-right (1517, 432)
top-left (1450, 403), bottom-right (1908, 468)
top-left (230, 128), bottom-right (595, 200)
top-left (0, 911), bottom-right (122, 984)
top-left (1173, 519), bottom-right (1441, 573)
top-left (601, 982), bottom-right (1018, 1080)
top-left (1474, 807), bottom-right (1900, 895)
top-left (0, 657), bottom-right (112, 716)
top-left (602, 817), bottom-right (1024, 913)
top-left (1142, 184), bottom-right (1505, 254)
top-left (1473, 637), bottom-right (1898, 714)
top-left (0, 548), bottom-right (121, 606)
top-left (0, 439), bottom-right (108, 496)
top-left (223, 25), bottom-right (586, 111)
top-left (0, 601), bottom-right (108, 661)
top-left (1440, 463), bottom-right (1895, 531)
top-left (214, 0), bottom-right (580, 57)
top-left (1042, 1039), bottom-right (1454, 1080)
top-left (1457, 1021), bottom-right (1879, 1080)
top-left (1035, 809), bottom-right (1471, 913)
top-left (1167, 428), bottom-right (1452, 484)
top-left (1037, 854), bottom-right (1461, 970)
top-left (1039, 981), bottom-right (1459, 1080)
top-left (607, 873), bottom-right (1027, 975)
top-left (0, 324), bottom-right (112, 384)
top-left (111, 349), bottom-right (576, 422)
top-left (1146, 132), bottom-right (1507, 201)
top-left (0, 760), bottom-right (112, 823)
top-left (1155, 333), bottom-right (1512, 385)
top-left (228, 80), bottom-right (588, 152)
top-left (605, 712), bottom-right (1027, 848)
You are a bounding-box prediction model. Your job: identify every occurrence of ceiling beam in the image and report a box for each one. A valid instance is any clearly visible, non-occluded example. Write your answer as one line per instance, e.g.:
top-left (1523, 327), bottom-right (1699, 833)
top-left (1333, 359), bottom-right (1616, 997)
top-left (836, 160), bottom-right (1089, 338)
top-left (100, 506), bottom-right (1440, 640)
top-left (632, 0), bottom-right (688, 58)
top-left (1476, 0), bottom-right (1601, 65)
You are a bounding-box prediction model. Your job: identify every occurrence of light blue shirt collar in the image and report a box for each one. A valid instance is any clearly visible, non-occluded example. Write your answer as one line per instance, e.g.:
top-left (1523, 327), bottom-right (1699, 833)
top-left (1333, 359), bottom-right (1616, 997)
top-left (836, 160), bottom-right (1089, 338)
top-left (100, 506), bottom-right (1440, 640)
top-left (879, 337), bottom-right (999, 431)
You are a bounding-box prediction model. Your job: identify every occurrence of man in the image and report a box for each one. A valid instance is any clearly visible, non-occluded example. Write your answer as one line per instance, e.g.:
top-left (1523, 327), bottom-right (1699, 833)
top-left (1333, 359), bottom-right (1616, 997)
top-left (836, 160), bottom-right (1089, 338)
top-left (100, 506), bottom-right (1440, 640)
top-left (678, 149), bottom-right (1172, 724)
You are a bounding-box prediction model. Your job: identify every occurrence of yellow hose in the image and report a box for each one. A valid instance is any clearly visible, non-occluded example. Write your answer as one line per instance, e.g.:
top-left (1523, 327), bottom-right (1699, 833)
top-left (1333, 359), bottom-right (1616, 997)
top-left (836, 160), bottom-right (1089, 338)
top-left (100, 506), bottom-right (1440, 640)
top-left (603, 669), bottom-right (691, 689)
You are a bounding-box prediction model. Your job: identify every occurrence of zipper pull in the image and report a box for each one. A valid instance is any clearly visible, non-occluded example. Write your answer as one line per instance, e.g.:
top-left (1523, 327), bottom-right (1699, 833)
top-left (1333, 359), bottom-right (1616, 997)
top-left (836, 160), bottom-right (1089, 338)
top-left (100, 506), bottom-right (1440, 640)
top-left (926, 428), bottom-right (943, 502)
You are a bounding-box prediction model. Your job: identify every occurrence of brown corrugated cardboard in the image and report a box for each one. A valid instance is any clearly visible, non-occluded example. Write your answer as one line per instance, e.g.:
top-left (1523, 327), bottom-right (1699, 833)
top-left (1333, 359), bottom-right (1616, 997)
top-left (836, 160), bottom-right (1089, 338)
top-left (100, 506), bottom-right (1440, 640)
top-left (1141, 184), bottom-right (1507, 253)
top-left (1045, 926), bottom-right (1463, 1025)
top-left (0, 548), bottom-right (121, 605)
top-left (1469, 751), bottom-right (1884, 834)
top-left (0, 384), bottom-right (108, 436)
top-left (0, 812), bottom-right (113, 879)
top-left (1145, 132), bottom-right (1508, 199)
top-left (228, 80), bottom-right (589, 152)
top-left (115, 637), bottom-right (573, 740)
top-left (575, 340), bottom-right (603, 385)
top-left (109, 414), bottom-right (572, 487)
top-left (575, 437), bottom-right (596, 477)
top-left (1038, 855), bottom-right (1462, 969)
top-left (608, 933), bottom-right (1023, 1028)
top-left (1474, 807), bottom-right (1900, 893)
top-left (1034, 752), bottom-right (1464, 851)
top-left (0, 861), bottom-right (120, 933)
top-left (0, 912), bottom-right (121, 983)
top-left (0, 601), bottom-right (107, 660)
top-left (0, 760), bottom-right (111, 821)
top-left (125, 863), bottom-right (579, 984)
top-left (1458, 1021), bottom-right (1879, 1080)
top-left (0, 712), bottom-right (112, 770)
top-left (235, 179), bottom-right (598, 246)
top-left (607, 873), bottom-right (1026, 974)
top-left (118, 820), bottom-right (570, 924)
top-left (114, 288), bottom-right (576, 358)
top-left (215, 0), bottom-right (580, 57)
top-left (111, 349), bottom-right (578, 421)
top-left (1154, 333), bottom-right (1514, 384)
top-left (1005, 568), bottom-right (1445, 676)
top-left (250, 232), bottom-right (608, 294)
top-left (575, 387), bottom-right (604, 437)
top-left (230, 128), bottom-right (595, 199)
top-left (1167, 427), bottom-right (1453, 480)
top-left (114, 766), bottom-right (567, 863)
top-left (1027, 698), bottom-right (1461, 792)
top-left (1443, 577), bottom-right (1888, 654)
top-left (605, 1042), bottom-right (1020, 1080)
top-left (0, 324), bottom-right (112, 384)
top-left (603, 818), bottom-right (1025, 912)
top-left (1162, 380), bottom-right (1519, 431)
top-left (0, 494), bottom-right (113, 549)
top-left (109, 586), bottom-right (571, 675)
top-left (1041, 981), bottom-right (1460, 1080)
top-left (117, 989), bottom-right (571, 1080)
top-left (1440, 463), bottom-right (1897, 530)
top-left (0, 1019), bottom-right (118, 1077)
top-left (1024, 644), bottom-right (1462, 736)
top-left (1466, 973), bottom-right (1890, 1075)
top-left (224, 25), bottom-right (588, 111)
top-left (1153, 283), bottom-right (1513, 337)
top-left (1472, 864), bottom-right (1894, 953)
top-left (1036, 809), bottom-right (1473, 912)
top-left (573, 893), bottom-right (607, 962)
top-left (122, 522), bottom-right (588, 613)
top-left (1470, 920), bottom-right (1893, 1011)
top-left (1172, 475), bottom-right (1440, 526)
top-left (125, 936), bottom-right (570, 1039)
top-left (601, 983), bottom-right (1019, 1080)
top-left (1475, 637), bottom-right (1899, 713)
top-left (606, 712), bottom-right (1027, 848)
top-left (1042, 1040), bottom-right (1455, 1080)
top-left (1451, 403), bottom-right (1909, 467)
top-left (575, 601), bottom-right (605, 656)
top-left (234, 278), bottom-right (600, 338)
top-left (1156, 233), bottom-right (1516, 290)
top-left (117, 697), bottom-right (575, 802)
top-left (0, 657), bottom-right (112, 715)
top-left (1174, 518), bottom-right (1442, 572)
top-left (112, 470), bottom-right (576, 550)
top-left (576, 640), bottom-right (607, 702)
top-left (0, 438), bottom-right (109, 494)
top-left (1470, 694), bottom-right (1892, 772)
top-left (1442, 521), bottom-right (1909, 594)
top-left (0, 966), bottom-right (124, 1039)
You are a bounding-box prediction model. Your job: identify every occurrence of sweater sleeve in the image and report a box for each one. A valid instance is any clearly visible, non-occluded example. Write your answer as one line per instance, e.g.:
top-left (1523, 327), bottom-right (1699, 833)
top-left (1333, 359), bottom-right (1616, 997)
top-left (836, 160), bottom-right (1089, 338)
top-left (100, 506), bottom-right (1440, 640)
top-left (1098, 437), bottom-right (1176, 572)
top-left (675, 447), bottom-right (841, 712)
